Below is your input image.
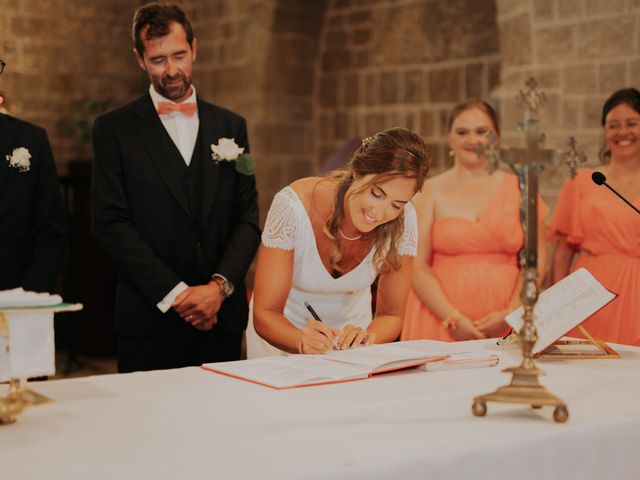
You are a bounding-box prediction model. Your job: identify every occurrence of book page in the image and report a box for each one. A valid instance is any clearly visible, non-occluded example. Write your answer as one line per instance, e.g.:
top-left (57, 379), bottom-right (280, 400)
top-left (422, 352), bottom-right (499, 371)
top-left (505, 268), bottom-right (616, 354)
top-left (203, 356), bottom-right (367, 389)
top-left (317, 343), bottom-right (443, 370)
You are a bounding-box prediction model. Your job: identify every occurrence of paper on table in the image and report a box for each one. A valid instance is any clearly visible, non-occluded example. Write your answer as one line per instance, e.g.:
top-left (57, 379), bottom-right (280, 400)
top-left (505, 268), bottom-right (616, 354)
top-left (0, 311), bottom-right (55, 382)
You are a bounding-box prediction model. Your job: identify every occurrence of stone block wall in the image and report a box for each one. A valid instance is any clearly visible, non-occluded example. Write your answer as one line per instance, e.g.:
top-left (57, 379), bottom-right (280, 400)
top-left (494, 0), bottom-right (640, 201)
top-left (180, 0), bottom-right (327, 216)
top-left (315, 0), bottom-right (501, 174)
top-left (4, 0), bottom-right (640, 205)
top-left (0, 0), bottom-right (144, 167)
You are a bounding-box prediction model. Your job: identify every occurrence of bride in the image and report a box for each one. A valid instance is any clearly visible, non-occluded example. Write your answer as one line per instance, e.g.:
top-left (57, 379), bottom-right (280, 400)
top-left (248, 127), bottom-right (431, 357)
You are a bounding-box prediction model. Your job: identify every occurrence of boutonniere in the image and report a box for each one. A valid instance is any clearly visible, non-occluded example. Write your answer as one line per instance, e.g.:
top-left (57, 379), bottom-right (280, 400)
top-left (5, 147), bottom-right (31, 172)
top-left (211, 138), bottom-right (255, 175)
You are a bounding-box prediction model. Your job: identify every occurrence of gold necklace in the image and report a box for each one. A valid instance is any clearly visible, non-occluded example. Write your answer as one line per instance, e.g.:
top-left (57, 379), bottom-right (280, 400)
top-left (339, 228), bottom-right (362, 241)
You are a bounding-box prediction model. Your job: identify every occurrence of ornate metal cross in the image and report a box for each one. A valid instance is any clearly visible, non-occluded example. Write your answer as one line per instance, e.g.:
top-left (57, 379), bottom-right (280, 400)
top-left (471, 77), bottom-right (586, 423)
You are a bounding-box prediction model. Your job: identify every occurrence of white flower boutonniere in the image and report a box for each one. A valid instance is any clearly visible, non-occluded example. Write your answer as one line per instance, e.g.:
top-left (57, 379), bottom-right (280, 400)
top-left (6, 147), bottom-right (31, 172)
top-left (211, 138), bottom-right (255, 176)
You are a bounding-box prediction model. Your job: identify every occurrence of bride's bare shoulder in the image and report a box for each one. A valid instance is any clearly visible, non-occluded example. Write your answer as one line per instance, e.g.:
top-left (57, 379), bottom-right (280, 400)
top-left (289, 176), bottom-right (335, 212)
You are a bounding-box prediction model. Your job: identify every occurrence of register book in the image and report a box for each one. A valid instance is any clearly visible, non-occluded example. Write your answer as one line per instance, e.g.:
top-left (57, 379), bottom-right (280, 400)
top-left (202, 343), bottom-right (448, 389)
top-left (504, 268), bottom-right (616, 355)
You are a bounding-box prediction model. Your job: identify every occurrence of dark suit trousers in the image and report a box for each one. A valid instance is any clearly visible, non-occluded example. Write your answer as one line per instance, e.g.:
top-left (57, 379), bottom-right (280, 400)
top-left (117, 329), bottom-right (242, 373)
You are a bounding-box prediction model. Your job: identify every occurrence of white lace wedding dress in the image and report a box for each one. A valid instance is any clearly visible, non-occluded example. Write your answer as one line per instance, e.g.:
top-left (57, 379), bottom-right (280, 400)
top-left (246, 186), bottom-right (417, 358)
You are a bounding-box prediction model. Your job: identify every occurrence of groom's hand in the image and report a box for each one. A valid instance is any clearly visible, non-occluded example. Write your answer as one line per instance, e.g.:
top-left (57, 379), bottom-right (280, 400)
top-left (172, 282), bottom-right (224, 331)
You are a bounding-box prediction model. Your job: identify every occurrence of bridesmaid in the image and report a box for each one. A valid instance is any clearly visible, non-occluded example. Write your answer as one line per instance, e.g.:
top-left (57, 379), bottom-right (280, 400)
top-left (402, 100), bottom-right (548, 341)
top-left (550, 88), bottom-right (640, 345)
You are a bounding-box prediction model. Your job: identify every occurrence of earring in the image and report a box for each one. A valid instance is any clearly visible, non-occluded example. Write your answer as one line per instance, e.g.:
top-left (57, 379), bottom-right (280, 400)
top-left (449, 150), bottom-right (455, 157)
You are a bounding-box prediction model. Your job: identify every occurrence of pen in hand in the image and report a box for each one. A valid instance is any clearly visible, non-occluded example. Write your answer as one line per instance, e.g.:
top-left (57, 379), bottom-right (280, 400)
top-left (304, 301), bottom-right (369, 349)
top-left (304, 301), bottom-right (323, 322)
top-left (303, 301), bottom-right (338, 352)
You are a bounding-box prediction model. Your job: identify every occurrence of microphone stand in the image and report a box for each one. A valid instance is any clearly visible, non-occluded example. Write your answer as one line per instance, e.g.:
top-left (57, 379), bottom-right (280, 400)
top-left (592, 171), bottom-right (640, 215)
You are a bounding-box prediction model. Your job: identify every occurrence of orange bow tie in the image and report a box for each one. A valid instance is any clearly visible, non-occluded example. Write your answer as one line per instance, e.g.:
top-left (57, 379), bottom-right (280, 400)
top-left (157, 101), bottom-right (197, 117)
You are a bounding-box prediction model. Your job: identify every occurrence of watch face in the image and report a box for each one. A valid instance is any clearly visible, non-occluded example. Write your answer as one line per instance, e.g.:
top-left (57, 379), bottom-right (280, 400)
top-left (219, 280), bottom-right (233, 297)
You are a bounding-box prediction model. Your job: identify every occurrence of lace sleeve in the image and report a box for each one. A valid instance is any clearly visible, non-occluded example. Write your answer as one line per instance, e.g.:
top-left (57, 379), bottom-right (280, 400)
top-left (261, 188), bottom-right (298, 250)
top-left (398, 202), bottom-right (418, 257)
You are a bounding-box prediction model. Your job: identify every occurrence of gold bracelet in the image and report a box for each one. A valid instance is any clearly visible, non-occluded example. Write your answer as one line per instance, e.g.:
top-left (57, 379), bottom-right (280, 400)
top-left (442, 309), bottom-right (460, 330)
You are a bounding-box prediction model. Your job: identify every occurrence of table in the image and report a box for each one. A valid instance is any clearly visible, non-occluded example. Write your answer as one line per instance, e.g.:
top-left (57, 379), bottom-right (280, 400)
top-left (1, 340), bottom-right (639, 479)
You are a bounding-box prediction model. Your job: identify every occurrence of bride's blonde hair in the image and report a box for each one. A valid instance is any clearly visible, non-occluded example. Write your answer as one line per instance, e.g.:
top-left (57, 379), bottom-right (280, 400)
top-left (324, 127), bottom-right (431, 274)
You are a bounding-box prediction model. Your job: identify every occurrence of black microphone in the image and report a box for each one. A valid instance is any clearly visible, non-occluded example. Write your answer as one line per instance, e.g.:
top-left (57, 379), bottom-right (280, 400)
top-left (591, 171), bottom-right (640, 215)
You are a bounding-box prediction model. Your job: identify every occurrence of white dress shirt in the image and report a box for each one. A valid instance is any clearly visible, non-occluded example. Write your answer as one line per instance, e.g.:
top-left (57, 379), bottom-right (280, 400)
top-left (149, 84), bottom-right (198, 312)
top-left (148, 84), bottom-right (199, 165)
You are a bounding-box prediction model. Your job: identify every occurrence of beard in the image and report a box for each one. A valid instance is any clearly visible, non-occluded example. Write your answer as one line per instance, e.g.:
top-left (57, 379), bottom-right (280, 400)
top-left (156, 71), bottom-right (192, 100)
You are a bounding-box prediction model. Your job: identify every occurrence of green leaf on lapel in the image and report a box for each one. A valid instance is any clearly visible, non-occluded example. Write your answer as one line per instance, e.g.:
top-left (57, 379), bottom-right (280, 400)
top-left (235, 153), bottom-right (255, 176)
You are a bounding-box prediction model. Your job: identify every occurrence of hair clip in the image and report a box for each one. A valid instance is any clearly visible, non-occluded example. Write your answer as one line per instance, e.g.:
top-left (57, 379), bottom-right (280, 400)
top-left (361, 136), bottom-right (375, 149)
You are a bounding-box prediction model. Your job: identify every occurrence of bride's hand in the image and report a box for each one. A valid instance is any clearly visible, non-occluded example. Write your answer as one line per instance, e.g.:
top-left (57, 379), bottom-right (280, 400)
top-left (335, 324), bottom-right (374, 349)
top-left (299, 320), bottom-right (341, 354)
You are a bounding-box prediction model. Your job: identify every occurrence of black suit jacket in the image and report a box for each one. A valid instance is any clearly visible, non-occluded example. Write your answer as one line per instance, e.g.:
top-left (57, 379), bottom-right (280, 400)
top-left (91, 94), bottom-right (260, 336)
top-left (0, 114), bottom-right (66, 292)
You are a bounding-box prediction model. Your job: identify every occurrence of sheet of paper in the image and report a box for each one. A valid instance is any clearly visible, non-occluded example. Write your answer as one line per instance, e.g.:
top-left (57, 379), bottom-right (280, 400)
top-left (6, 312), bottom-right (56, 379)
top-left (505, 268), bottom-right (616, 354)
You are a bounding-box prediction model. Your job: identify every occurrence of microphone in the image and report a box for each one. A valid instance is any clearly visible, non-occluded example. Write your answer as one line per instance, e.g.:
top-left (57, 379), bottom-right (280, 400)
top-left (591, 171), bottom-right (640, 215)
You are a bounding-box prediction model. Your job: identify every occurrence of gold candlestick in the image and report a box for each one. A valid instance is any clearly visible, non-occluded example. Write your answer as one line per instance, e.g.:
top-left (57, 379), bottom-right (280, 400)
top-left (0, 379), bottom-right (26, 424)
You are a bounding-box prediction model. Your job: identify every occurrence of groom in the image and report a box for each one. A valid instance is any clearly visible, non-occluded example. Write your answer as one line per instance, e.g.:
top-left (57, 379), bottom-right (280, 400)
top-left (92, 3), bottom-right (260, 372)
top-left (0, 58), bottom-right (66, 293)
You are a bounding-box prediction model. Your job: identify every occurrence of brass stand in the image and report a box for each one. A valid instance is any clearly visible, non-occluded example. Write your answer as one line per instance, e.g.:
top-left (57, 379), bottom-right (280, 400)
top-left (0, 379), bottom-right (26, 424)
top-left (538, 326), bottom-right (620, 359)
top-left (472, 270), bottom-right (569, 423)
top-left (0, 378), bottom-right (52, 424)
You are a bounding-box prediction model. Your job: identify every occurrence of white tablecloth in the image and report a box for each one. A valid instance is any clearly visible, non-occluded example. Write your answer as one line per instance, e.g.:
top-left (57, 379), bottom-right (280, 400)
top-left (1, 340), bottom-right (639, 480)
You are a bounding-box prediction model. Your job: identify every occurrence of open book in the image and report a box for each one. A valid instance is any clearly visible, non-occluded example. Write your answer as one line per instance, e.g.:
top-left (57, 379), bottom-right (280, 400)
top-left (504, 268), bottom-right (616, 355)
top-left (201, 343), bottom-right (447, 389)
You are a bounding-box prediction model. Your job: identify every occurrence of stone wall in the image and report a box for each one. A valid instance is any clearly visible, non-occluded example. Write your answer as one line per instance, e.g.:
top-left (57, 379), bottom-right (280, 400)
top-left (0, 0), bottom-right (144, 166)
top-left (315, 0), bottom-right (501, 174)
top-left (494, 0), bottom-right (640, 200)
top-left (4, 0), bottom-right (640, 202)
top-left (179, 0), bottom-right (328, 216)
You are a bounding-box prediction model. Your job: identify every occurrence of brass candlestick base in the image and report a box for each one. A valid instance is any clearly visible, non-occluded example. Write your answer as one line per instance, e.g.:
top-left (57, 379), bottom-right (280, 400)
top-left (0, 378), bottom-right (52, 424)
top-left (0, 379), bottom-right (26, 424)
top-left (472, 365), bottom-right (569, 423)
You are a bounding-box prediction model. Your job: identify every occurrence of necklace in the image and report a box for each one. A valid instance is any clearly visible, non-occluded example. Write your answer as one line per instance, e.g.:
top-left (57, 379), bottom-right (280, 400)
top-left (339, 228), bottom-right (362, 241)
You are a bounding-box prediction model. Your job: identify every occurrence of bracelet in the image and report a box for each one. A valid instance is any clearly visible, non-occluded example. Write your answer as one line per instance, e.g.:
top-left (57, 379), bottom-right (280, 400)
top-left (442, 309), bottom-right (461, 330)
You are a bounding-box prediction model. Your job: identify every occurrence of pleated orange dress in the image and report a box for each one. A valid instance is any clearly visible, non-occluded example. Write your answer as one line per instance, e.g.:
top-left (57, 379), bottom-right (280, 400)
top-left (402, 174), bottom-right (547, 341)
top-left (549, 168), bottom-right (640, 346)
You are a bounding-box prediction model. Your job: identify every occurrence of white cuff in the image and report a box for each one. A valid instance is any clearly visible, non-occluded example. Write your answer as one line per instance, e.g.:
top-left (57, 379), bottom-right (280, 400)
top-left (157, 282), bottom-right (189, 313)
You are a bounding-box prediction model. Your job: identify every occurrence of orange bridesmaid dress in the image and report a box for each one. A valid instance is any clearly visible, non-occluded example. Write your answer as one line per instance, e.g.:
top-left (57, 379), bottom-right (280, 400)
top-left (402, 174), bottom-right (547, 341)
top-left (549, 168), bottom-right (640, 346)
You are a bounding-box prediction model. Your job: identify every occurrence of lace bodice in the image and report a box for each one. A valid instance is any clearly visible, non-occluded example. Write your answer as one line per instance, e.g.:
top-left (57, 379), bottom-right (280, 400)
top-left (260, 186), bottom-right (417, 330)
